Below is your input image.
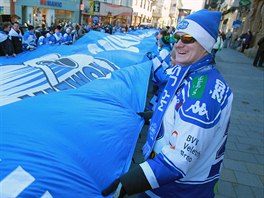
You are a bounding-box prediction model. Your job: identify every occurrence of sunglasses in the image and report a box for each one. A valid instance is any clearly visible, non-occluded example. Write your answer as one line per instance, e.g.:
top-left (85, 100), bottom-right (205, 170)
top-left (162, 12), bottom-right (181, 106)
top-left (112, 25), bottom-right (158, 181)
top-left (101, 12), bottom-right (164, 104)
top-left (173, 34), bottom-right (196, 44)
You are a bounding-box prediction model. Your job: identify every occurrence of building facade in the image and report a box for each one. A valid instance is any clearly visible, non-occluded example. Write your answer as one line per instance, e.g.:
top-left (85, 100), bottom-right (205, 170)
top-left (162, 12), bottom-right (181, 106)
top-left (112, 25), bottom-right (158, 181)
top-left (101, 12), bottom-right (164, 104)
top-left (0, 0), bottom-right (81, 27)
top-left (218, 0), bottom-right (263, 52)
top-left (131, 0), bottom-right (153, 27)
top-left (0, 0), bottom-right (11, 15)
top-left (81, 0), bottom-right (133, 26)
top-left (151, 0), bottom-right (205, 29)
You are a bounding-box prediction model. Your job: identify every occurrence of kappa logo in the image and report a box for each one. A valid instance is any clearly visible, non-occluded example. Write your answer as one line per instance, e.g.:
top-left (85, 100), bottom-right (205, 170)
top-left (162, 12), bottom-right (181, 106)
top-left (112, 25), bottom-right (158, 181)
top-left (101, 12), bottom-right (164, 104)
top-left (186, 100), bottom-right (209, 120)
top-left (176, 20), bottom-right (189, 30)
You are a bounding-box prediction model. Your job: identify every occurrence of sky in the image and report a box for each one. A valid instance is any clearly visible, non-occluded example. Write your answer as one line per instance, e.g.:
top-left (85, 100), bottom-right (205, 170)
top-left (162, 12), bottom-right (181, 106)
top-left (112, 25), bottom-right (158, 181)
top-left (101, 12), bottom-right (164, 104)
top-left (181, 0), bottom-right (206, 12)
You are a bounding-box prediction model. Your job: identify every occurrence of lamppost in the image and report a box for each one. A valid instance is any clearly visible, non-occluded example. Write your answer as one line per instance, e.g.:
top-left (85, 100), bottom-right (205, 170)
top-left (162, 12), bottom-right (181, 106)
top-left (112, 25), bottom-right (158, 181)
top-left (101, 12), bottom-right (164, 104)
top-left (80, 0), bottom-right (84, 24)
top-left (11, 0), bottom-right (16, 16)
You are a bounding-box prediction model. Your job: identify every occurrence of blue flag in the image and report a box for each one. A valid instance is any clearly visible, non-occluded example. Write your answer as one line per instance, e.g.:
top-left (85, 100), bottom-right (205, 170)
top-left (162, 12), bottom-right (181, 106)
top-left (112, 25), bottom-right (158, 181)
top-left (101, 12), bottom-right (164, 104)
top-left (0, 30), bottom-right (155, 197)
top-left (0, 30), bottom-right (156, 106)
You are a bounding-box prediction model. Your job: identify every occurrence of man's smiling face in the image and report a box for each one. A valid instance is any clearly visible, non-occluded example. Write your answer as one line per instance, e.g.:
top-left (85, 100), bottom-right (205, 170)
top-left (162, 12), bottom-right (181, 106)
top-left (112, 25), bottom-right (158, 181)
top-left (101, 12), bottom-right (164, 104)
top-left (174, 32), bottom-right (208, 66)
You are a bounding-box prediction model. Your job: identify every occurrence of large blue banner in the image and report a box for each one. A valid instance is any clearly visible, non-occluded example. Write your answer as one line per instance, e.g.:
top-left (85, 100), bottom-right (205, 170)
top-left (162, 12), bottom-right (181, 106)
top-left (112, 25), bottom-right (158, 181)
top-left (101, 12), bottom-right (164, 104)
top-left (0, 30), bottom-right (156, 106)
top-left (0, 30), bottom-right (156, 197)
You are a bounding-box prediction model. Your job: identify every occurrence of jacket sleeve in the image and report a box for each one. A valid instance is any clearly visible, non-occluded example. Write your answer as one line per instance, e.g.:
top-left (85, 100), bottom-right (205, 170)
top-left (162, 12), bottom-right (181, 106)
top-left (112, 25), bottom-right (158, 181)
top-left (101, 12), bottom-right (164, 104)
top-left (153, 66), bottom-right (170, 84)
top-left (0, 41), bottom-right (7, 55)
top-left (152, 49), bottom-right (170, 71)
top-left (139, 153), bottom-right (183, 189)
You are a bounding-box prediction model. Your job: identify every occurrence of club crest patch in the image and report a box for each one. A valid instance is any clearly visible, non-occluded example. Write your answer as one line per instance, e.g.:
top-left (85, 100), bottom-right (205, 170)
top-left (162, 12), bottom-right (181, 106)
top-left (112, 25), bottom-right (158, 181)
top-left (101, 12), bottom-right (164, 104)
top-left (177, 20), bottom-right (189, 30)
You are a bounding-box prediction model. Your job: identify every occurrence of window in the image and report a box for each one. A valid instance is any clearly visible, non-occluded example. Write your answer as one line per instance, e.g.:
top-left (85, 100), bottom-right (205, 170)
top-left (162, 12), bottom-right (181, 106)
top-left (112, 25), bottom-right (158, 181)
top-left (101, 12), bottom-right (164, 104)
top-left (0, 6), bottom-right (4, 14)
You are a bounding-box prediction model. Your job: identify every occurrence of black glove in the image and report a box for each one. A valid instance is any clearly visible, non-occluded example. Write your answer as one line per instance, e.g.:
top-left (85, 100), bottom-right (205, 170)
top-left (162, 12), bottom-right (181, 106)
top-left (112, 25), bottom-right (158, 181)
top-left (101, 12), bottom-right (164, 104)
top-left (102, 179), bottom-right (126, 198)
top-left (145, 52), bottom-right (155, 60)
top-left (102, 165), bottom-right (151, 197)
top-left (137, 111), bottom-right (153, 125)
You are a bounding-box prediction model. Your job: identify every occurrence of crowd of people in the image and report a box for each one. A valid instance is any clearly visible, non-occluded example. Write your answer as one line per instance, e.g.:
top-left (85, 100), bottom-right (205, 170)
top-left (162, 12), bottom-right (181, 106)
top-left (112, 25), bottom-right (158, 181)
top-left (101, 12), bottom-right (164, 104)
top-left (209, 28), bottom-right (263, 67)
top-left (0, 21), bottom-right (90, 57)
top-left (0, 19), bottom-right (160, 57)
top-left (218, 28), bottom-right (253, 52)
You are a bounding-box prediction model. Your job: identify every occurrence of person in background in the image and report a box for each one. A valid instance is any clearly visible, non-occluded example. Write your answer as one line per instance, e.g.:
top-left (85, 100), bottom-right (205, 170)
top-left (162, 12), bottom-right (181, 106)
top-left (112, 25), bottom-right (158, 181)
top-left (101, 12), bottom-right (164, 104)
top-left (253, 36), bottom-right (264, 67)
top-left (157, 29), bottom-right (170, 49)
top-left (72, 24), bottom-right (80, 42)
top-left (23, 25), bottom-right (37, 50)
top-left (0, 22), bottom-right (16, 56)
top-left (61, 27), bottom-right (73, 45)
top-left (212, 31), bottom-right (224, 61)
top-left (223, 29), bottom-right (232, 48)
top-left (54, 28), bottom-right (62, 44)
top-left (49, 23), bottom-right (56, 32)
top-left (9, 22), bottom-right (23, 54)
top-left (37, 31), bottom-right (47, 46)
top-left (35, 26), bottom-right (42, 43)
top-left (102, 9), bottom-right (233, 198)
top-left (241, 30), bottom-right (252, 53)
top-left (46, 29), bottom-right (56, 45)
top-left (220, 31), bottom-right (226, 43)
top-left (230, 30), bottom-right (238, 49)
top-left (77, 25), bottom-right (85, 38)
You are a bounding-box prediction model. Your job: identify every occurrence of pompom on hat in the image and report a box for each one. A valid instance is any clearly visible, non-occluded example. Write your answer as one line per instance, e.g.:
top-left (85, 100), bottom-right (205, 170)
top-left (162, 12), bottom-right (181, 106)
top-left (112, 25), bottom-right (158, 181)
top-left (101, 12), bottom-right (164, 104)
top-left (175, 9), bottom-right (222, 52)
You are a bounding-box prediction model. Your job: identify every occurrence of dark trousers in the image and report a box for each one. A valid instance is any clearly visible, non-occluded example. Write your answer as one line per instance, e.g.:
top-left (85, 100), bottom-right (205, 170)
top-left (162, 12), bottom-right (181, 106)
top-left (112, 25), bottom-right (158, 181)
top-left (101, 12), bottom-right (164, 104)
top-left (253, 48), bottom-right (264, 67)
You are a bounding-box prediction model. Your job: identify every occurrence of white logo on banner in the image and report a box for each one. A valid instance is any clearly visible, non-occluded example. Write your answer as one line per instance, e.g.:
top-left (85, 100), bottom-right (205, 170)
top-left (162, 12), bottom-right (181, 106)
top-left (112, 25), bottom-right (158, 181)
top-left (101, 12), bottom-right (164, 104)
top-left (0, 54), bottom-right (119, 106)
top-left (0, 165), bottom-right (53, 197)
top-left (87, 33), bottom-right (153, 54)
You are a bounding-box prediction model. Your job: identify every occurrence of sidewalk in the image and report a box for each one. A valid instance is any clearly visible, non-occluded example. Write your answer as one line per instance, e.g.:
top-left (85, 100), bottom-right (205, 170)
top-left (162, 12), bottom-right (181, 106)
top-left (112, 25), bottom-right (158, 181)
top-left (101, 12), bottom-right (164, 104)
top-left (130, 48), bottom-right (264, 197)
top-left (213, 48), bottom-right (264, 198)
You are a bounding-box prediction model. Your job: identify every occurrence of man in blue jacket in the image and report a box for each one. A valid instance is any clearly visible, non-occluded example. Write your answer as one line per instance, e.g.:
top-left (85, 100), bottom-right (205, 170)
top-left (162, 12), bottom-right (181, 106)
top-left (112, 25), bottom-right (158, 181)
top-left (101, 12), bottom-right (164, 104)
top-left (102, 9), bottom-right (233, 198)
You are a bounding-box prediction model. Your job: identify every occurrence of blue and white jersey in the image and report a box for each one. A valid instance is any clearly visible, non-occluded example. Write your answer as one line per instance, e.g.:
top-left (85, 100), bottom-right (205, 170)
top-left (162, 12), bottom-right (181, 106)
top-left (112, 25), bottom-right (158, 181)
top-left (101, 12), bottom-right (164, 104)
top-left (152, 46), bottom-right (171, 81)
top-left (0, 30), bottom-right (8, 42)
top-left (9, 28), bottom-right (23, 39)
top-left (23, 30), bottom-right (37, 50)
top-left (61, 33), bottom-right (73, 45)
top-left (141, 67), bottom-right (233, 197)
top-left (46, 33), bottom-right (56, 45)
top-left (37, 36), bottom-right (46, 46)
top-left (54, 31), bottom-right (62, 43)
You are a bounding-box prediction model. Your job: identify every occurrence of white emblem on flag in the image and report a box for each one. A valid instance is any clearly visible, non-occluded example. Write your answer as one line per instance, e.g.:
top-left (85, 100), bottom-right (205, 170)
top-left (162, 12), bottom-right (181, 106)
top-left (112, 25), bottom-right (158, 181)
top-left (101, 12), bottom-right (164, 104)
top-left (0, 166), bottom-right (35, 197)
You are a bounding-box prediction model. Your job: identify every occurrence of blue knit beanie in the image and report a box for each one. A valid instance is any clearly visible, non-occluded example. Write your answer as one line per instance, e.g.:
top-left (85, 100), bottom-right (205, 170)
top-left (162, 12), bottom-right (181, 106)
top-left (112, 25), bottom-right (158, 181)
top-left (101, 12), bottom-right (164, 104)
top-left (175, 9), bottom-right (222, 52)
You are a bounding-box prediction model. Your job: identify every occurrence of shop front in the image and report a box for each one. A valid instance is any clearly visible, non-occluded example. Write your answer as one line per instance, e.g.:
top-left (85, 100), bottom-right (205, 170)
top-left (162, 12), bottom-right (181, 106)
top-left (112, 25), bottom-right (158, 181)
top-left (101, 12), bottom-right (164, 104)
top-left (81, 0), bottom-right (132, 26)
top-left (15, 0), bottom-right (80, 27)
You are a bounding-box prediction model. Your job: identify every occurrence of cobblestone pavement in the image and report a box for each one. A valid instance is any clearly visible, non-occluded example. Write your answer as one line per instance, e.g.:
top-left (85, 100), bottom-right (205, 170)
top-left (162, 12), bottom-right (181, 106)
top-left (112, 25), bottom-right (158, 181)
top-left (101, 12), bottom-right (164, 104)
top-left (129, 48), bottom-right (264, 198)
